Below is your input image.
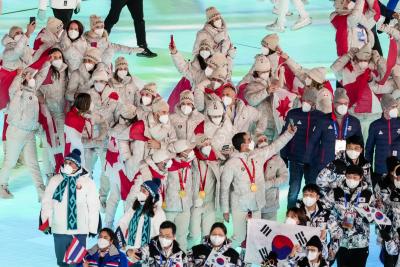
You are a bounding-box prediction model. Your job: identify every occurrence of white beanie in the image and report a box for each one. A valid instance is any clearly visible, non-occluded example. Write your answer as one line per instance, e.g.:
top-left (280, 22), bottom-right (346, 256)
top-left (206, 6), bottom-right (221, 23)
top-left (254, 55), bottom-right (271, 72)
top-left (46, 17), bottom-right (63, 34)
top-left (92, 69), bottom-right (109, 82)
top-left (152, 149), bottom-right (172, 163)
top-left (307, 67), bottom-right (326, 84)
top-left (207, 100), bottom-right (224, 116)
top-left (8, 26), bottom-right (22, 38)
top-left (356, 44), bottom-right (372, 61)
top-left (152, 97), bottom-right (169, 113)
top-left (84, 47), bottom-right (101, 64)
top-left (261, 34), bottom-right (279, 50)
top-left (115, 57), bottom-right (128, 70)
top-left (208, 52), bottom-right (228, 69)
top-left (180, 90), bottom-right (194, 105)
top-left (90, 15), bottom-right (104, 30)
top-left (141, 82), bottom-right (157, 96)
top-left (199, 38), bottom-right (214, 52)
top-left (173, 140), bottom-right (194, 154)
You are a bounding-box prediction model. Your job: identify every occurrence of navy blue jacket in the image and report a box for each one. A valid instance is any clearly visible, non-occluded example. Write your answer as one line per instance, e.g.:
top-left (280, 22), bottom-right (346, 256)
top-left (365, 116), bottom-right (400, 175)
top-left (281, 108), bottom-right (324, 163)
top-left (304, 113), bottom-right (363, 171)
top-left (79, 244), bottom-right (128, 267)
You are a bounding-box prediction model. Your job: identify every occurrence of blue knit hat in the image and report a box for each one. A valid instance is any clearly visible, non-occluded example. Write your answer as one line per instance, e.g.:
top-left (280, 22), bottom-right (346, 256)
top-left (142, 179), bottom-right (161, 199)
top-left (65, 149), bottom-right (82, 168)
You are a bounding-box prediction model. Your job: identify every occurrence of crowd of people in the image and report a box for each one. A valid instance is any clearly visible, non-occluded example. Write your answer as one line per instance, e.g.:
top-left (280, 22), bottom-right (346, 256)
top-left (2, 0), bottom-right (400, 266)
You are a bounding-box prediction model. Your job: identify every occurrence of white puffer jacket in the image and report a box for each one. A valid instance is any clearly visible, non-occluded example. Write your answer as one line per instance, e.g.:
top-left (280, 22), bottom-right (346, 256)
top-left (1, 34), bottom-right (33, 70)
top-left (32, 28), bottom-right (62, 62)
top-left (170, 105), bottom-right (205, 142)
top-left (66, 63), bottom-right (101, 101)
top-left (40, 171), bottom-right (100, 235)
top-left (194, 79), bottom-right (226, 112)
top-left (60, 33), bottom-right (88, 72)
top-left (220, 130), bottom-right (293, 213)
top-left (226, 99), bottom-right (260, 134)
top-left (171, 51), bottom-right (208, 88)
top-left (7, 75), bottom-right (39, 131)
top-left (110, 75), bottom-right (144, 106)
top-left (39, 0), bottom-right (80, 10)
top-left (204, 117), bottom-right (234, 159)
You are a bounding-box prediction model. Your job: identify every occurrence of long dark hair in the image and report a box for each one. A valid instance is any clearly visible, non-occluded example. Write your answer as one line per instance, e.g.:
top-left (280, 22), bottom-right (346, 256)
top-left (73, 93), bottom-right (91, 113)
top-left (67, 20), bottom-right (84, 40)
top-left (197, 54), bottom-right (208, 70)
top-left (99, 227), bottom-right (118, 247)
top-left (132, 195), bottom-right (156, 217)
top-left (48, 47), bottom-right (66, 80)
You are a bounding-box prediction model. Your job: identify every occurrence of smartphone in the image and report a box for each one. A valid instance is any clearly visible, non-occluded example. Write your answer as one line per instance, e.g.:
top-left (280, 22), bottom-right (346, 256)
top-left (30, 17), bottom-right (36, 24)
top-left (170, 34), bottom-right (174, 45)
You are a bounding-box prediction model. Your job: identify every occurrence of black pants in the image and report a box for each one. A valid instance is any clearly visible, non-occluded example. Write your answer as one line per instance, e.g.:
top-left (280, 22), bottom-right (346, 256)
top-left (336, 247), bottom-right (369, 267)
top-left (52, 8), bottom-right (73, 28)
top-left (372, 25), bottom-right (383, 56)
top-left (104, 0), bottom-right (147, 47)
top-left (383, 244), bottom-right (399, 267)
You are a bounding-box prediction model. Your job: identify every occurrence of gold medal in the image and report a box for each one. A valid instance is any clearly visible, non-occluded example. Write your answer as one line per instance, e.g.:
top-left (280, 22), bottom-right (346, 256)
top-left (179, 190), bottom-right (186, 198)
top-left (198, 190), bottom-right (206, 199)
top-left (250, 183), bottom-right (257, 192)
top-left (162, 201), bottom-right (167, 209)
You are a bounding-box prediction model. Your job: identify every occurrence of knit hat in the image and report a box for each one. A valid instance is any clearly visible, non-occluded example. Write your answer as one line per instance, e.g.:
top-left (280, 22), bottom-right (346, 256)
top-left (381, 94), bottom-right (397, 110)
top-left (208, 52), bottom-right (228, 69)
top-left (46, 17), bottom-right (63, 34)
top-left (307, 67), bottom-right (326, 84)
top-left (142, 179), bottom-right (161, 199)
top-left (334, 88), bottom-right (349, 103)
top-left (210, 67), bottom-right (227, 82)
top-left (306, 236), bottom-right (323, 252)
top-left (152, 149), bottom-right (172, 163)
top-left (173, 139), bottom-right (194, 154)
top-left (90, 15), bottom-right (104, 30)
top-left (199, 39), bottom-right (213, 51)
top-left (92, 69), bottom-right (109, 82)
top-left (254, 55), bottom-right (271, 72)
top-left (180, 90), bottom-right (194, 105)
top-left (9, 26), bottom-right (22, 38)
top-left (196, 134), bottom-right (211, 146)
top-left (206, 6), bottom-right (221, 23)
top-left (152, 98), bottom-right (169, 113)
top-left (356, 44), bottom-right (372, 61)
top-left (83, 47), bottom-right (101, 64)
top-left (207, 100), bottom-right (224, 116)
top-left (115, 57), bottom-right (128, 70)
top-left (302, 88), bottom-right (318, 104)
top-left (261, 34), bottom-right (279, 50)
top-left (65, 149), bottom-right (82, 168)
top-left (141, 82), bottom-right (157, 96)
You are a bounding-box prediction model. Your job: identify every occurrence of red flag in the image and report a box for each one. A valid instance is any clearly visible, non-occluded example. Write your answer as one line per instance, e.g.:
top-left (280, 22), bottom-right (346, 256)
top-left (167, 77), bottom-right (192, 113)
top-left (194, 121), bottom-right (205, 135)
top-left (39, 219), bottom-right (50, 232)
top-left (378, 37), bottom-right (398, 85)
top-left (129, 120), bottom-right (150, 141)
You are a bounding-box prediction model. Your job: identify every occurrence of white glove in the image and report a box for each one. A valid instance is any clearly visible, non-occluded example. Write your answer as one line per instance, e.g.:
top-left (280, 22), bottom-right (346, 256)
top-left (37, 9), bottom-right (46, 21)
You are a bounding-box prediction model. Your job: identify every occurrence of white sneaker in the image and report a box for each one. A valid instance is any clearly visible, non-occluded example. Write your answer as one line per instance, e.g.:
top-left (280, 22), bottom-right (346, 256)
top-left (266, 21), bottom-right (285, 33)
top-left (272, 7), bottom-right (293, 16)
top-left (291, 16), bottom-right (312, 31)
top-left (0, 185), bottom-right (14, 199)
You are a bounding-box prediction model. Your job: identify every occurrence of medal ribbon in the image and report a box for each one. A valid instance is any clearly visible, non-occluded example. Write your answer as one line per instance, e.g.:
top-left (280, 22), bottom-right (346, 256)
top-left (240, 158), bottom-right (255, 184)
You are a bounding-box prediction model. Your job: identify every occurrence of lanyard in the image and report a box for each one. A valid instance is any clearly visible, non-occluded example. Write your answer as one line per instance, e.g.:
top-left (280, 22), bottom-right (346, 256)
top-left (84, 118), bottom-right (93, 140)
top-left (345, 192), bottom-right (361, 208)
top-left (240, 158), bottom-right (255, 184)
top-left (178, 167), bottom-right (189, 191)
top-left (306, 113), bottom-right (311, 147)
top-left (197, 159), bottom-right (209, 192)
top-left (388, 119), bottom-right (392, 145)
top-left (333, 116), bottom-right (349, 139)
top-left (159, 252), bottom-right (173, 267)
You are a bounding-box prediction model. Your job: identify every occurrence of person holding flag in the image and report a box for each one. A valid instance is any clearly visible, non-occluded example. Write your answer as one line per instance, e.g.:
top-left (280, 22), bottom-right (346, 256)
top-left (32, 17), bottom-right (64, 63)
top-left (40, 149), bottom-right (100, 267)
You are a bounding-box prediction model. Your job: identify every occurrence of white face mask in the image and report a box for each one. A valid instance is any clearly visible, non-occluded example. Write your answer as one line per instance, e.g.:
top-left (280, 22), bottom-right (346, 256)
top-left (85, 63), bottom-right (94, 71)
top-left (394, 180), bottom-right (400, 189)
top-left (346, 178), bottom-right (360, 189)
top-left (389, 108), bottom-right (399, 118)
top-left (358, 61), bottom-right (369, 70)
top-left (27, 78), bottom-right (36, 88)
top-left (303, 196), bottom-right (317, 207)
top-left (336, 104), bottom-right (348, 115)
top-left (186, 150), bottom-right (195, 161)
top-left (97, 238), bottom-right (110, 249)
top-left (248, 140), bottom-right (255, 151)
top-left (94, 28), bottom-right (104, 36)
top-left (302, 102), bottom-right (312, 112)
top-left (159, 237), bottom-right (173, 248)
top-left (260, 72), bottom-right (270, 81)
top-left (213, 19), bottom-right (223, 28)
top-left (68, 30), bottom-right (79, 40)
top-left (180, 104), bottom-right (192, 115)
top-left (205, 66), bottom-right (213, 77)
top-left (213, 81), bottom-right (221, 90)
top-left (141, 96), bottom-right (152, 106)
top-left (159, 114), bottom-right (169, 124)
top-left (347, 1), bottom-right (356, 10)
top-left (201, 145), bottom-right (212, 157)
top-left (210, 235), bottom-right (225, 247)
top-left (137, 191), bottom-right (147, 202)
top-left (211, 116), bottom-right (222, 125)
top-left (200, 50), bottom-right (211, 59)
top-left (165, 159), bottom-right (173, 169)
top-left (285, 217), bottom-right (298, 225)
top-left (261, 46), bottom-right (270, 56)
top-left (346, 149), bottom-right (361, 160)
top-left (94, 82), bottom-right (105, 93)
top-left (307, 251), bottom-right (319, 261)
top-left (305, 77), bottom-right (312, 86)
top-left (14, 34), bottom-right (22, 42)
top-left (51, 59), bottom-right (63, 69)
top-left (117, 70), bottom-right (128, 79)
top-left (222, 96), bottom-right (233, 107)
top-left (62, 164), bottom-right (74, 175)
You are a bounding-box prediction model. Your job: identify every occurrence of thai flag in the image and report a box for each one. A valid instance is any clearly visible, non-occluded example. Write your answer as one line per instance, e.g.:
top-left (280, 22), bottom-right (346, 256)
top-left (63, 237), bottom-right (87, 264)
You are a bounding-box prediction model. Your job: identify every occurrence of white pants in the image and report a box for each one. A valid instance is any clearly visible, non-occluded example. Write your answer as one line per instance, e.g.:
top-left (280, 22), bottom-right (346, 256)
top-left (166, 210), bottom-right (191, 251)
top-left (85, 146), bottom-right (110, 201)
top-left (188, 202), bottom-right (216, 248)
top-left (261, 211), bottom-right (277, 221)
top-left (0, 125), bottom-right (44, 196)
top-left (104, 177), bottom-right (127, 228)
top-left (277, 0), bottom-right (309, 26)
top-left (231, 210), bottom-right (261, 249)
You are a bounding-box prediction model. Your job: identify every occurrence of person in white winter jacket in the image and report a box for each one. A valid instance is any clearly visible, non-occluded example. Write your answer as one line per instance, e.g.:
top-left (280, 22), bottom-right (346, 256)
top-left (221, 127), bottom-right (296, 248)
top-left (118, 179), bottom-right (166, 250)
top-left (135, 82), bottom-right (159, 119)
top-left (0, 69), bottom-right (46, 200)
top-left (59, 20), bottom-right (88, 72)
top-left (32, 17), bottom-right (64, 63)
top-left (40, 149), bottom-right (100, 267)
top-left (83, 15), bottom-right (143, 67)
top-left (170, 90), bottom-right (205, 142)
